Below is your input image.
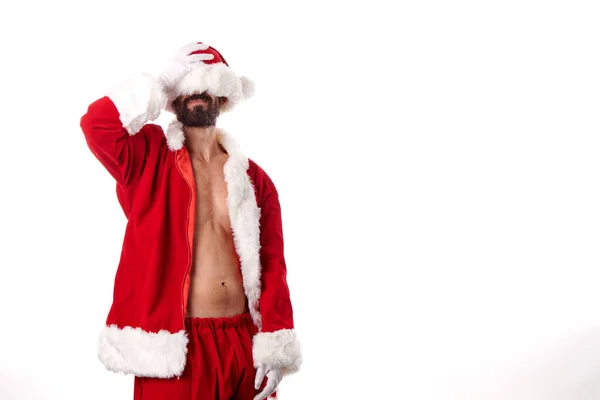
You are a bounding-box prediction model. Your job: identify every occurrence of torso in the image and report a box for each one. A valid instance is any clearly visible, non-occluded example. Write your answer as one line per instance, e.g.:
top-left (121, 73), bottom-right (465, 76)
top-left (185, 150), bottom-right (248, 318)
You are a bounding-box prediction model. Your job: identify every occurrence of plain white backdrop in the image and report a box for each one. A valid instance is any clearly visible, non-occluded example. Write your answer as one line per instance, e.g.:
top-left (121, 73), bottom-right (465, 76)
top-left (1, 0), bottom-right (599, 399)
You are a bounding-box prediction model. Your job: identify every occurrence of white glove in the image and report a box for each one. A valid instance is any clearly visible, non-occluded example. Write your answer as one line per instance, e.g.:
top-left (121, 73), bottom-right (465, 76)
top-left (254, 366), bottom-right (283, 400)
top-left (158, 42), bottom-right (214, 92)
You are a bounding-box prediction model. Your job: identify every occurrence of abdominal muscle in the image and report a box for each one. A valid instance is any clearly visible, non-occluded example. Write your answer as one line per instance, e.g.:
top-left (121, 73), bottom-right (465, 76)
top-left (185, 179), bottom-right (249, 318)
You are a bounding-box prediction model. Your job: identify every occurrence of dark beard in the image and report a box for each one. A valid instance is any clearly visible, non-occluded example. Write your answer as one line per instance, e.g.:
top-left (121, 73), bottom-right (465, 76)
top-left (172, 92), bottom-right (223, 127)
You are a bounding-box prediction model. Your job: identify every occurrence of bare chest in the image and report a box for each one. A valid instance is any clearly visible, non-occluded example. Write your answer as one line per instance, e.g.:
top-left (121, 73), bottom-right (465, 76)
top-left (191, 161), bottom-right (230, 224)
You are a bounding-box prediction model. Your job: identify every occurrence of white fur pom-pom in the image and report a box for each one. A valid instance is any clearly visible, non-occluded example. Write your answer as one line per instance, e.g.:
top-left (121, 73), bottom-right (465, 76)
top-left (208, 63), bottom-right (241, 99)
top-left (240, 76), bottom-right (255, 99)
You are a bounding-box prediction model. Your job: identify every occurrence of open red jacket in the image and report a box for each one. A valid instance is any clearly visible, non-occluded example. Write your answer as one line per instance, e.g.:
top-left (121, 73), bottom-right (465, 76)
top-left (80, 74), bottom-right (301, 379)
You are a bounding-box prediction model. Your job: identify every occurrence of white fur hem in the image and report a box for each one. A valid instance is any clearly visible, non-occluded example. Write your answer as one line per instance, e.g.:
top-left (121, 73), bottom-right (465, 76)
top-left (98, 325), bottom-right (188, 378)
top-left (106, 73), bottom-right (166, 135)
top-left (253, 329), bottom-right (302, 375)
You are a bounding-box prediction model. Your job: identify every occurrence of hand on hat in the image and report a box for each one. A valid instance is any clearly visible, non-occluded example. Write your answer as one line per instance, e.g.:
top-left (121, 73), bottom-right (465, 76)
top-left (254, 366), bottom-right (283, 400)
top-left (158, 42), bottom-right (214, 93)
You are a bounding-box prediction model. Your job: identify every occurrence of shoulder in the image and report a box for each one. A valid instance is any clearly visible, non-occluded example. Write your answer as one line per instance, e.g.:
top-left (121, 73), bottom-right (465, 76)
top-left (140, 123), bottom-right (165, 138)
top-left (80, 96), bottom-right (120, 127)
top-left (248, 158), bottom-right (279, 203)
top-left (136, 123), bottom-right (167, 146)
top-left (248, 158), bottom-right (276, 187)
top-left (118, 123), bottom-right (168, 160)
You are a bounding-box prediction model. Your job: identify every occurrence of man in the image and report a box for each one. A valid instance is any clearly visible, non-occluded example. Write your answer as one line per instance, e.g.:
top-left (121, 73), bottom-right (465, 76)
top-left (80, 42), bottom-right (301, 400)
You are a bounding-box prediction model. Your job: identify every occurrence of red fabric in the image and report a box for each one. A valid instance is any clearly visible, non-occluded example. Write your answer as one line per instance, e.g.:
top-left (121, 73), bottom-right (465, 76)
top-left (81, 96), bottom-right (194, 336)
top-left (80, 94), bottom-right (296, 375)
top-left (189, 42), bottom-right (229, 66)
top-left (250, 169), bottom-right (295, 334)
top-left (134, 313), bottom-right (275, 400)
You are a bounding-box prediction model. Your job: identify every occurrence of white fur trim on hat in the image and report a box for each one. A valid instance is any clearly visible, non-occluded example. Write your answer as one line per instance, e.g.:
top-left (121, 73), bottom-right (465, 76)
top-left (171, 62), bottom-right (251, 112)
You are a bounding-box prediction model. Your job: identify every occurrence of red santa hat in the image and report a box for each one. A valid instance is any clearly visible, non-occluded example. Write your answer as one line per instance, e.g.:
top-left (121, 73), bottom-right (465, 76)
top-left (166, 42), bottom-right (254, 112)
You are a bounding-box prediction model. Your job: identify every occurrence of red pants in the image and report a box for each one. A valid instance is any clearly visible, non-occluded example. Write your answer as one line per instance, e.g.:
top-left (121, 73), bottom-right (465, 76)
top-left (134, 312), bottom-right (269, 400)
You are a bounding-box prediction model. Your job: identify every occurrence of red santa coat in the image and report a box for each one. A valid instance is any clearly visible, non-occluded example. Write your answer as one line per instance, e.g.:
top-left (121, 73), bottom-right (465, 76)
top-left (80, 74), bottom-right (301, 379)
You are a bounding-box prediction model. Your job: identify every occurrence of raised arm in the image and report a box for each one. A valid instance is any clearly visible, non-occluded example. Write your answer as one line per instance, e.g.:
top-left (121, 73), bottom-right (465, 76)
top-left (80, 42), bottom-right (214, 187)
top-left (80, 74), bottom-right (166, 187)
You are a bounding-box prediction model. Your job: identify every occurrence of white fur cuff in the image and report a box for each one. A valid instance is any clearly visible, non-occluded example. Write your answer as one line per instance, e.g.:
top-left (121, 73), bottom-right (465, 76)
top-left (253, 329), bottom-right (302, 375)
top-left (106, 73), bottom-right (167, 135)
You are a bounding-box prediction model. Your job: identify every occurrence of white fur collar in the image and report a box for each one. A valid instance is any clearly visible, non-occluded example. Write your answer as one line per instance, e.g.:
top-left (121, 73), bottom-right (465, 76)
top-left (164, 120), bottom-right (242, 156)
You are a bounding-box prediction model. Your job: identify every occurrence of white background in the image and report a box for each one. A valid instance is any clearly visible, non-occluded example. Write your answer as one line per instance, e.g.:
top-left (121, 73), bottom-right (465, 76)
top-left (1, 0), bottom-right (599, 399)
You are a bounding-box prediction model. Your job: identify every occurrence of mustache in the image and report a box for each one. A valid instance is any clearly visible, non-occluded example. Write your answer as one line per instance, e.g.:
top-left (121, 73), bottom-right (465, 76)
top-left (186, 92), bottom-right (212, 105)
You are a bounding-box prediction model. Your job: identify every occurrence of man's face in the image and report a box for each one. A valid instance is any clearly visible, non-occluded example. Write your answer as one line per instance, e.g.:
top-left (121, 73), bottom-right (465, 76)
top-left (172, 91), bottom-right (227, 127)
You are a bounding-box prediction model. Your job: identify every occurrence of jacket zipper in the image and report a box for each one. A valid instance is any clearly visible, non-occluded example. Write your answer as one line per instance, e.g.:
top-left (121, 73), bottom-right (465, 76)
top-left (175, 149), bottom-right (196, 323)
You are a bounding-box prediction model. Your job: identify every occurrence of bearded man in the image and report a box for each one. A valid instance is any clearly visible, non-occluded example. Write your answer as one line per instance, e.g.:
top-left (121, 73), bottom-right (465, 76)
top-left (80, 42), bottom-right (301, 400)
